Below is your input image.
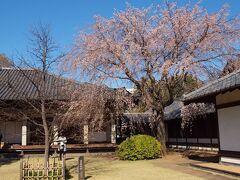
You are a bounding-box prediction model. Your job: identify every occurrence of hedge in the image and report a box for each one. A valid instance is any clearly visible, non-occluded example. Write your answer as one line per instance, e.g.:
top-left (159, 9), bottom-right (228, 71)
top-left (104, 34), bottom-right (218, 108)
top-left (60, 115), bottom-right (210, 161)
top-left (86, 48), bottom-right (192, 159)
top-left (117, 134), bottom-right (161, 160)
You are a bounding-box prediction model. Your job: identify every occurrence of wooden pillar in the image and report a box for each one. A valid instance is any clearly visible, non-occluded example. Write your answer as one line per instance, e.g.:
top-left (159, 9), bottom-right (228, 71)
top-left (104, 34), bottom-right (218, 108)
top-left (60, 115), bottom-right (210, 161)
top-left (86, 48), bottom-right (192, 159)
top-left (21, 120), bottom-right (27, 146)
top-left (111, 124), bottom-right (116, 144)
top-left (83, 125), bottom-right (88, 144)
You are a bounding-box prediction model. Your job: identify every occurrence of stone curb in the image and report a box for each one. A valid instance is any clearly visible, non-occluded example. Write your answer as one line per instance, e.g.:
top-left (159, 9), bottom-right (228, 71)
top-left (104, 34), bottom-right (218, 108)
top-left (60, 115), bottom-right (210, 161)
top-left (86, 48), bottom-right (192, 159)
top-left (190, 163), bottom-right (240, 178)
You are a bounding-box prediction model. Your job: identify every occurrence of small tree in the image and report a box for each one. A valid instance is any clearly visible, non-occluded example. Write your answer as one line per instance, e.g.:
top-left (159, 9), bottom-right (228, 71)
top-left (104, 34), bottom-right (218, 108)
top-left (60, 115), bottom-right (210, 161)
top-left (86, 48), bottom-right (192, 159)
top-left (0, 24), bottom-right (66, 170)
top-left (66, 2), bottom-right (240, 153)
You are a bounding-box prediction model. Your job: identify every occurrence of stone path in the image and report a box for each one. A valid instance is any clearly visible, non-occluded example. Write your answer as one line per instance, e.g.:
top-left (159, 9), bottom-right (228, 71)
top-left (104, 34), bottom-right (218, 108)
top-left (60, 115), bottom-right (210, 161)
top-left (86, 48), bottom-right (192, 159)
top-left (157, 153), bottom-right (240, 180)
top-left (192, 162), bottom-right (240, 177)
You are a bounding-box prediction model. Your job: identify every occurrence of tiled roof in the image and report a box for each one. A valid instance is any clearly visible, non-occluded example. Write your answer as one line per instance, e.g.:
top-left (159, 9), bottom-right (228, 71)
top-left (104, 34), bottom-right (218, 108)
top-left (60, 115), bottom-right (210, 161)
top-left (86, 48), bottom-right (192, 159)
top-left (184, 69), bottom-right (240, 102)
top-left (123, 100), bottom-right (183, 121)
top-left (123, 112), bottom-right (152, 122)
top-left (164, 100), bottom-right (183, 121)
top-left (0, 68), bottom-right (78, 100)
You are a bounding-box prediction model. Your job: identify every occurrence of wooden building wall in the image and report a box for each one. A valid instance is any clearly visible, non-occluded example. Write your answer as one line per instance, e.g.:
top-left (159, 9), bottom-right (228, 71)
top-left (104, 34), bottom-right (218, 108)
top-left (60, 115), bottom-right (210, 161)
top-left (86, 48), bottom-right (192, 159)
top-left (166, 113), bottom-right (219, 148)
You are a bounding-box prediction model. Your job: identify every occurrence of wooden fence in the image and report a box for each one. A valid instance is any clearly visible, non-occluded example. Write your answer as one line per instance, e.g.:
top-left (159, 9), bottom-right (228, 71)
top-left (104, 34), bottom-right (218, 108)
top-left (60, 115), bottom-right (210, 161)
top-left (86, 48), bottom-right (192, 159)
top-left (20, 156), bottom-right (65, 180)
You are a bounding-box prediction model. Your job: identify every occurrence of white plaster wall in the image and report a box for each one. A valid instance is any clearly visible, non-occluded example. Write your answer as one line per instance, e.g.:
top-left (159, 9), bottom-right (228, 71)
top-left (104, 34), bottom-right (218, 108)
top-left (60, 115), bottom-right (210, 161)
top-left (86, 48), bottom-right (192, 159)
top-left (220, 157), bottom-right (240, 165)
top-left (218, 105), bottom-right (240, 151)
top-left (177, 138), bottom-right (186, 143)
top-left (216, 89), bottom-right (240, 105)
top-left (187, 138), bottom-right (198, 143)
top-left (168, 138), bottom-right (177, 142)
top-left (198, 138), bottom-right (211, 144)
top-left (212, 138), bottom-right (218, 144)
top-left (89, 131), bottom-right (107, 142)
top-left (168, 138), bottom-right (217, 144)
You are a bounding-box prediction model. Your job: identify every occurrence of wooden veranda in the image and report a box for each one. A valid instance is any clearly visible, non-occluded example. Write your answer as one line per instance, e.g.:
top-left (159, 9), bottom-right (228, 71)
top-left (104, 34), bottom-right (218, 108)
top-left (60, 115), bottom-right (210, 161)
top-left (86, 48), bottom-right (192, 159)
top-left (1, 143), bottom-right (117, 154)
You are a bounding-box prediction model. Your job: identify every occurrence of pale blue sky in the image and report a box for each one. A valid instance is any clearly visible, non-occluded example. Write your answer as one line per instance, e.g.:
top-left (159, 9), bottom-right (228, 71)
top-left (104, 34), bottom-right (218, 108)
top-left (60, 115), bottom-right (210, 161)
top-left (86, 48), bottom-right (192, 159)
top-left (0, 0), bottom-right (239, 88)
top-left (1, 0), bottom-right (239, 58)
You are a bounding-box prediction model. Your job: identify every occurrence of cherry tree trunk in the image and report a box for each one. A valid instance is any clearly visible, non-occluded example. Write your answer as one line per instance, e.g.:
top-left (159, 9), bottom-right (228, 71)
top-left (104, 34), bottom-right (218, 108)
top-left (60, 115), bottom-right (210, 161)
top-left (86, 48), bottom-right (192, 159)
top-left (154, 112), bottom-right (167, 155)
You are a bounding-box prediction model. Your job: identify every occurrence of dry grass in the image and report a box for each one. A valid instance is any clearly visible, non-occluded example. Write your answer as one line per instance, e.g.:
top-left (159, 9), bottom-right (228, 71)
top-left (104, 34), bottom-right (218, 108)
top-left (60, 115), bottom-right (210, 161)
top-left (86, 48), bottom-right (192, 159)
top-left (0, 158), bottom-right (20, 180)
top-left (0, 154), bottom-right (206, 180)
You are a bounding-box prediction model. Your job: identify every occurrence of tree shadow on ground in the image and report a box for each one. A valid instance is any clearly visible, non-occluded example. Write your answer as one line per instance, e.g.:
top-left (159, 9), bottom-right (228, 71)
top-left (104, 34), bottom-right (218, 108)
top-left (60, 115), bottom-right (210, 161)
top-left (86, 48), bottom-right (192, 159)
top-left (65, 156), bottom-right (117, 179)
top-left (182, 150), bottom-right (219, 163)
top-left (0, 153), bottom-right (20, 166)
top-left (65, 168), bottom-right (73, 179)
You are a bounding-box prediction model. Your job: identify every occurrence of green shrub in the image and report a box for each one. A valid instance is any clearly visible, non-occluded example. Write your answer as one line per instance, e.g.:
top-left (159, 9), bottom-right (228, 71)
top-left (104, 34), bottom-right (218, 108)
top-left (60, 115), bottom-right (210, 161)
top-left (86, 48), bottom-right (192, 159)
top-left (117, 134), bottom-right (161, 161)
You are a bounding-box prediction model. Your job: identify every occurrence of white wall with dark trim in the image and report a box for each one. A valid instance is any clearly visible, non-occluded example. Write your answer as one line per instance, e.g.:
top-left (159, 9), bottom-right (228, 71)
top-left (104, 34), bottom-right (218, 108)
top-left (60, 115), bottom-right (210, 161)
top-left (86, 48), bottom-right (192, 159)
top-left (218, 105), bottom-right (240, 152)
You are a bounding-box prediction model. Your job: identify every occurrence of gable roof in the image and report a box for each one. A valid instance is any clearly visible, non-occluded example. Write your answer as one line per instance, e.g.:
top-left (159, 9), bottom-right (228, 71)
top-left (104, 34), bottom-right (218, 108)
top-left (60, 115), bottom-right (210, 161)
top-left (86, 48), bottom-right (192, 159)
top-left (0, 68), bottom-right (78, 100)
top-left (184, 69), bottom-right (240, 102)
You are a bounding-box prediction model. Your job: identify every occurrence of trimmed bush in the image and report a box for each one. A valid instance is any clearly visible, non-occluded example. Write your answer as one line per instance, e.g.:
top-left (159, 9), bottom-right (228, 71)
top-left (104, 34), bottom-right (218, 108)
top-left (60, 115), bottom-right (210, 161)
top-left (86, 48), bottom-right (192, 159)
top-left (117, 134), bottom-right (161, 161)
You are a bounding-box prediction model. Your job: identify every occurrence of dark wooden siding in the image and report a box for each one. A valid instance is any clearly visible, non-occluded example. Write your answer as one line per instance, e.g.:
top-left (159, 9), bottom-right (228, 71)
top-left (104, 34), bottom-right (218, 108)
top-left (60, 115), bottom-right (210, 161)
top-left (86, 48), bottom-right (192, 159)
top-left (167, 113), bottom-right (218, 139)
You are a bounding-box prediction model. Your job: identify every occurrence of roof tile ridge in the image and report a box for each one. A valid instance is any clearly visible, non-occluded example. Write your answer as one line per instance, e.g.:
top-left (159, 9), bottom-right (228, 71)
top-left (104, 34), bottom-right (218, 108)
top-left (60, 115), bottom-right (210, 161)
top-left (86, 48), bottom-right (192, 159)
top-left (184, 69), bottom-right (240, 98)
